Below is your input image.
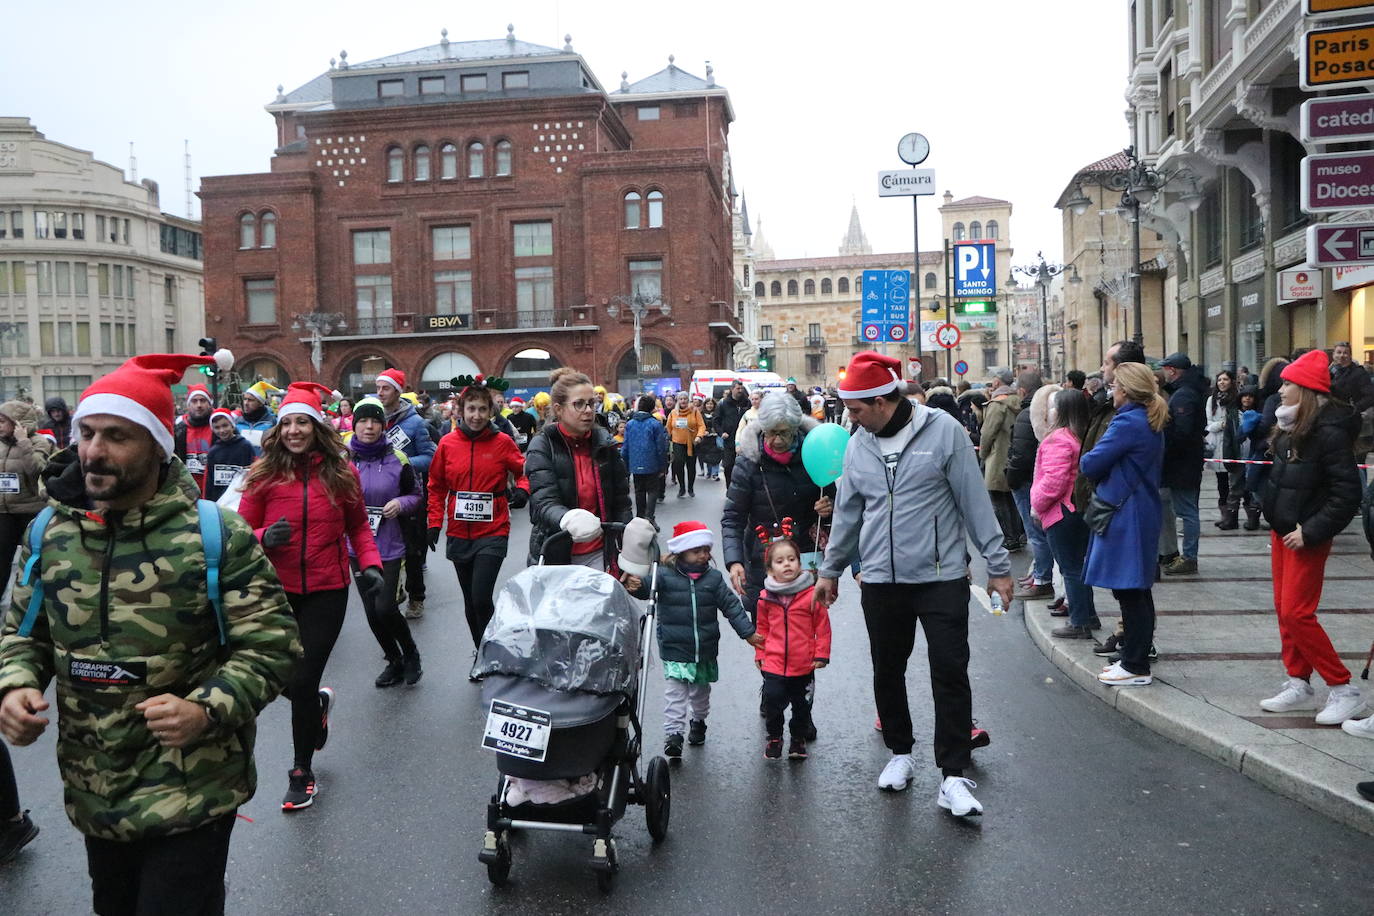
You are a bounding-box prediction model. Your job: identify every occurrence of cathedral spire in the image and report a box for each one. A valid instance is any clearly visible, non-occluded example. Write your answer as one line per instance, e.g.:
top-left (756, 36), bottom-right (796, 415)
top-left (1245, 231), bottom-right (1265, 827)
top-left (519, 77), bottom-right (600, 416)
top-left (838, 202), bottom-right (871, 256)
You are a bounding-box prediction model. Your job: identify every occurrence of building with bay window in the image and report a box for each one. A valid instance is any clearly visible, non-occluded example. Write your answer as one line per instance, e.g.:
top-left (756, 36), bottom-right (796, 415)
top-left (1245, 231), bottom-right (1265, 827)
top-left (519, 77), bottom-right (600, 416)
top-left (199, 29), bottom-right (743, 400)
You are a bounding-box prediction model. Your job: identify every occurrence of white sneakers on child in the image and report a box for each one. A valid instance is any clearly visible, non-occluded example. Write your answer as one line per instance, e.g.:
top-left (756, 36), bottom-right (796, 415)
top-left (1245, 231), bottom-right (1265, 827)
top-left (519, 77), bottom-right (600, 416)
top-left (1341, 714), bottom-right (1374, 739)
top-left (1259, 677), bottom-right (1316, 712)
top-left (877, 754), bottom-right (916, 791)
top-left (1315, 684), bottom-right (1365, 725)
top-left (938, 776), bottom-right (983, 817)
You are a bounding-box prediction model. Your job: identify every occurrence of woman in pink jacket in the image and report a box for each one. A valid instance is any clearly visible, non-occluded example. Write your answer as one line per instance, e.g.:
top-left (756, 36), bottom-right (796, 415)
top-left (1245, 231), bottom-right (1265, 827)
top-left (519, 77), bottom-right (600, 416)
top-left (1030, 388), bottom-right (1100, 638)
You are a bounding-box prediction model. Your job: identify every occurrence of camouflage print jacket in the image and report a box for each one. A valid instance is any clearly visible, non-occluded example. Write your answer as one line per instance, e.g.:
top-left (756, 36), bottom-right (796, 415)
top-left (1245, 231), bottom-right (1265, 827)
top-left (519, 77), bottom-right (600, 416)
top-left (0, 460), bottom-right (301, 842)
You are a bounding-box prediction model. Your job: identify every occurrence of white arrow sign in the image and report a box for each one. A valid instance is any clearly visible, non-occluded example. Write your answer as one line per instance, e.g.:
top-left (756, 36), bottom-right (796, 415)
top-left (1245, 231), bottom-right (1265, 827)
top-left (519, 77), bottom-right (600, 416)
top-left (1324, 229), bottom-right (1353, 261)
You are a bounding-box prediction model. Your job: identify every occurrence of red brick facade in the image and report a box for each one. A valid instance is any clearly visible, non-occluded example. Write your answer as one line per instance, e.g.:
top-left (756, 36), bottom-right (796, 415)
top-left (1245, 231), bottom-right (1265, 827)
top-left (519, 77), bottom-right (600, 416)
top-left (199, 48), bottom-right (738, 401)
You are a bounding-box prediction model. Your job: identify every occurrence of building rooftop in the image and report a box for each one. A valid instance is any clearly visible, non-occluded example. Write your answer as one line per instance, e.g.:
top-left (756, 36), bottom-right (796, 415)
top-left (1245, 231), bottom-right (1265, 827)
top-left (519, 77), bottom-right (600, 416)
top-left (942, 195), bottom-right (1011, 208)
top-left (618, 59), bottom-right (716, 94)
top-left (756, 251), bottom-right (943, 271)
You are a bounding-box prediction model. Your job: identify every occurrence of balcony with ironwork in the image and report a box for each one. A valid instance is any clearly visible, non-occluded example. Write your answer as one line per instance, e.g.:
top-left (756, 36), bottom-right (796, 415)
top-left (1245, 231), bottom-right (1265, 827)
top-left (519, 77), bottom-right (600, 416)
top-left (804, 336), bottom-right (827, 351)
top-left (300, 306), bottom-right (600, 344)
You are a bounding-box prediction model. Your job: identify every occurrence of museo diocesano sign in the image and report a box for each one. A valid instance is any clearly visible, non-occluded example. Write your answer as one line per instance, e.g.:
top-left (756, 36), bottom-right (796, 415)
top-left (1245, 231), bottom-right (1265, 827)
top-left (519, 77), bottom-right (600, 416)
top-left (420, 314), bottom-right (471, 332)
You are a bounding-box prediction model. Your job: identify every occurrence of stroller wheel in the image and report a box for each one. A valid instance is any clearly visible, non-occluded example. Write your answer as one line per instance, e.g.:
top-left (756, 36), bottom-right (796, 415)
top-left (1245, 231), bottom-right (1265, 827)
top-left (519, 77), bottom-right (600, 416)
top-left (484, 831), bottom-right (512, 886)
top-left (645, 756), bottom-right (671, 843)
top-left (592, 838), bottom-right (618, 894)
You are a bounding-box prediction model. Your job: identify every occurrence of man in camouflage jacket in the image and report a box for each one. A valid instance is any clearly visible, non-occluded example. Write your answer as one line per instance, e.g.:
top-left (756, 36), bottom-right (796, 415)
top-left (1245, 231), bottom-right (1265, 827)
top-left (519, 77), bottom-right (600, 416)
top-left (0, 354), bottom-right (299, 915)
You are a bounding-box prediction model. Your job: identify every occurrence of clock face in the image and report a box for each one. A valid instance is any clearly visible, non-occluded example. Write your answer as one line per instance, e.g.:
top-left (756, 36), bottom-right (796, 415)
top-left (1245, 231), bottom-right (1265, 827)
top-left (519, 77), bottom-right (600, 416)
top-left (898, 133), bottom-right (929, 165)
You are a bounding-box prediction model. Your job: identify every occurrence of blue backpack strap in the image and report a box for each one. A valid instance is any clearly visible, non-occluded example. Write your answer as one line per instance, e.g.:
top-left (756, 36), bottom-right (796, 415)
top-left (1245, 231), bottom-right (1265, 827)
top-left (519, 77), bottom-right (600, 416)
top-left (197, 500), bottom-right (227, 646)
top-left (16, 506), bottom-right (58, 638)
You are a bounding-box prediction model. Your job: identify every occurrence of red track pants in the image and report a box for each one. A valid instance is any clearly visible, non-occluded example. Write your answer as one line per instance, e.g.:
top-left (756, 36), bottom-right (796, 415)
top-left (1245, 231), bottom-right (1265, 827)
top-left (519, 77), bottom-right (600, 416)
top-left (1270, 532), bottom-right (1350, 686)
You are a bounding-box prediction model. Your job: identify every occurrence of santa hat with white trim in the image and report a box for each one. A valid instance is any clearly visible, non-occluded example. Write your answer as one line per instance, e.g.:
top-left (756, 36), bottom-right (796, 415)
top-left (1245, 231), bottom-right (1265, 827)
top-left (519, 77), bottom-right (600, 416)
top-left (72, 354), bottom-right (213, 460)
top-left (837, 350), bottom-right (903, 399)
top-left (667, 520), bottom-right (714, 554)
top-left (276, 382), bottom-right (336, 425)
top-left (185, 384), bottom-right (213, 407)
top-left (376, 368), bottom-right (407, 393)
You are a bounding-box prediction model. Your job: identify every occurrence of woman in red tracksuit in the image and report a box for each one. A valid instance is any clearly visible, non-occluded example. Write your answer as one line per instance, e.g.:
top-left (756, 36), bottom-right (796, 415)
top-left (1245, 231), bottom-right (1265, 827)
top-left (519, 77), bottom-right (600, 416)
top-left (238, 382), bottom-right (385, 812)
top-left (427, 378), bottom-right (529, 662)
top-left (754, 537), bottom-right (831, 761)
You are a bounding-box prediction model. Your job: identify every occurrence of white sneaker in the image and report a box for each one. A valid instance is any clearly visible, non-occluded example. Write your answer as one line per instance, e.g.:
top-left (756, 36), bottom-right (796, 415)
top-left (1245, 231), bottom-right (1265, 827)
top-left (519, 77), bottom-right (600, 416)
top-left (1341, 714), bottom-right (1374, 740)
top-left (877, 754), bottom-right (916, 791)
top-left (1259, 677), bottom-right (1316, 713)
top-left (1098, 661), bottom-right (1152, 687)
top-left (938, 776), bottom-right (983, 817)
top-left (1315, 684), bottom-right (1366, 726)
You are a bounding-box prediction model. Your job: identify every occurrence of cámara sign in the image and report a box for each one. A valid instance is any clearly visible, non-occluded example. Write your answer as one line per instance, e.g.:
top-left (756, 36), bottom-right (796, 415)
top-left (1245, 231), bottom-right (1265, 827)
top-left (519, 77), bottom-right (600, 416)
top-left (877, 169), bottom-right (936, 197)
top-left (420, 314), bottom-right (471, 332)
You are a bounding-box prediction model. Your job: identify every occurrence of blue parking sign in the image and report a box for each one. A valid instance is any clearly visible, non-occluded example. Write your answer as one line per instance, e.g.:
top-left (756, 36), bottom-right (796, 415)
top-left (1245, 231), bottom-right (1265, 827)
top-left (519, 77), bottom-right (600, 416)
top-left (953, 242), bottom-right (997, 298)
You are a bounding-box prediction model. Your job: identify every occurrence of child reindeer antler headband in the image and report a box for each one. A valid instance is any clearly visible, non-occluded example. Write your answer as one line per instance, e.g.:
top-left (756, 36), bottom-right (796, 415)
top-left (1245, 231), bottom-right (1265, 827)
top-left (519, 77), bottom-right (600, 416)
top-left (754, 517), bottom-right (796, 546)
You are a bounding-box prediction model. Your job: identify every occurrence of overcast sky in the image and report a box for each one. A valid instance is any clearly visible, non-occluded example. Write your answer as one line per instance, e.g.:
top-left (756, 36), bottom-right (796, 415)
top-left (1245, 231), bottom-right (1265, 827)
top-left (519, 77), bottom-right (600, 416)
top-left (8, 0), bottom-right (1128, 267)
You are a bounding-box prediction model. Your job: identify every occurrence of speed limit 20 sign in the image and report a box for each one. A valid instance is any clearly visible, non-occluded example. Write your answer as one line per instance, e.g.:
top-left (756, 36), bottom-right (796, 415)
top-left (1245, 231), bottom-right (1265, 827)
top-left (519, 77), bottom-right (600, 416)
top-left (935, 323), bottom-right (961, 349)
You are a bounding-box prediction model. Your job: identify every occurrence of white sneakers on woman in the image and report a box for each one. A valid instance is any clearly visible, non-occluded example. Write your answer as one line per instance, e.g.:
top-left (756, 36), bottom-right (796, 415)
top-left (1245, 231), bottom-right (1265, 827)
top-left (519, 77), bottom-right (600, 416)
top-left (1260, 678), bottom-right (1365, 725)
top-left (877, 754), bottom-right (916, 791)
top-left (1341, 714), bottom-right (1374, 739)
top-left (1315, 684), bottom-right (1365, 725)
top-left (1260, 677), bottom-right (1317, 712)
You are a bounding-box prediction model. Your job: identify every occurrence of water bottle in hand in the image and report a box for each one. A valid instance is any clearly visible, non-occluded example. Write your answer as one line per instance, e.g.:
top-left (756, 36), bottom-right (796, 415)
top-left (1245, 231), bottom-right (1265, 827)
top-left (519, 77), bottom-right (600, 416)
top-left (989, 592), bottom-right (1005, 616)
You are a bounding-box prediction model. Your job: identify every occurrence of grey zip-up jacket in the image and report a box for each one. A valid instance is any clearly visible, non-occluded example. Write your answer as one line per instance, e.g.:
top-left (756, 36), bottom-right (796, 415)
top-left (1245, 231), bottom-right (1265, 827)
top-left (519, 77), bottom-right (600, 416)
top-left (818, 404), bottom-right (1011, 583)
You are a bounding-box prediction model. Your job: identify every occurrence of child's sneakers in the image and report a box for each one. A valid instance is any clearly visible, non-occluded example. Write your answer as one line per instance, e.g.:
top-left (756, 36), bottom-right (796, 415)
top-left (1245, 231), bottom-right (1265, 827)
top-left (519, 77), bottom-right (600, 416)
top-left (787, 736), bottom-right (808, 759)
top-left (687, 719), bottom-right (707, 746)
top-left (764, 736), bottom-right (783, 760)
top-left (665, 734), bottom-right (684, 758)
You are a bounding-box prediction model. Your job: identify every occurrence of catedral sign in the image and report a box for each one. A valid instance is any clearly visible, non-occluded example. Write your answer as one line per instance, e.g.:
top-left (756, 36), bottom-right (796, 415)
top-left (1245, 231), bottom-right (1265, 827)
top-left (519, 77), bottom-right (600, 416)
top-left (1302, 23), bottom-right (1374, 91)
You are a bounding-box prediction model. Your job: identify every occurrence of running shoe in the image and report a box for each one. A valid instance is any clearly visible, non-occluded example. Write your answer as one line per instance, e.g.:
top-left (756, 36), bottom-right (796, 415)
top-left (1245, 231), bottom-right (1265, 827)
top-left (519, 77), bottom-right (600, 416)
top-left (374, 659), bottom-right (404, 689)
top-left (402, 653), bottom-right (423, 686)
top-left (687, 719), bottom-right (707, 746)
top-left (764, 737), bottom-right (783, 760)
top-left (971, 723), bottom-right (991, 749)
top-left (938, 776), bottom-right (983, 817)
top-left (787, 737), bottom-right (808, 759)
top-left (0, 810), bottom-right (38, 863)
top-left (665, 733), bottom-right (684, 758)
top-left (316, 687), bottom-right (335, 751)
top-left (281, 768), bottom-right (316, 812)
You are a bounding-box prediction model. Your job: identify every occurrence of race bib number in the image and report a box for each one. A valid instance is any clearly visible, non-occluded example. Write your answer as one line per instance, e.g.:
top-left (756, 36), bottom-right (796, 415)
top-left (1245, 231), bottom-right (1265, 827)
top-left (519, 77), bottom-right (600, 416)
top-left (0, 473), bottom-right (18, 494)
top-left (386, 425), bottom-right (412, 451)
top-left (482, 699), bottom-right (552, 761)
top-left (186, 455), bottom-right (205, 475)
top-left (515, 432), bottom-right (528, 445)
top-left (69, 659), bottom-right (147, 688)
top-left (453, 491), bottom-right (494, 522)
top-left (366, 506), bottom-right (383, 534)
top-left (675, 418), bottom-right (688, 429)
top-left (213, 465), bottom-right (244, 487)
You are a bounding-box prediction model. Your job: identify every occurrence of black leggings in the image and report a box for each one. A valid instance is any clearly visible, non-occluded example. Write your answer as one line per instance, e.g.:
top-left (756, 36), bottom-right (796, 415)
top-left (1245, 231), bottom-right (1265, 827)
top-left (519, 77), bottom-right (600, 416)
top-left (0, 742), bottom-right (17, 821)
top-left (402, 514), bottom-right (426, 601)
top-left (671, 443), bottom-right (696, 493)
top-left (454, 554), bottom-right (505, 649)
top-left (1113, 588), bottom-right (1156, 676)
top-left (0, 511), bottom-right (36, 601)
top-left (353, 558), bottom-right (415, 662)
top-left (633, 474), bottom-right (659, 520)
top-left (285, 589), bottom-right (348, 770)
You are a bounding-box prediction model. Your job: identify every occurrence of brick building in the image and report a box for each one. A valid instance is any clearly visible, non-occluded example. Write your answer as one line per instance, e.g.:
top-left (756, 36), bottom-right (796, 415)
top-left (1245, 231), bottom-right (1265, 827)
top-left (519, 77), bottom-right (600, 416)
top-left (199, 30), bottom-right (742, 401)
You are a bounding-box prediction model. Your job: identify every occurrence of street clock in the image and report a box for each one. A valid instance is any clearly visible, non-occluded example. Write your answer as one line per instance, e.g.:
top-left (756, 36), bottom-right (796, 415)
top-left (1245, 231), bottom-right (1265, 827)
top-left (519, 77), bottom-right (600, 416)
top-left (898, 132), bottom-right (930, 166)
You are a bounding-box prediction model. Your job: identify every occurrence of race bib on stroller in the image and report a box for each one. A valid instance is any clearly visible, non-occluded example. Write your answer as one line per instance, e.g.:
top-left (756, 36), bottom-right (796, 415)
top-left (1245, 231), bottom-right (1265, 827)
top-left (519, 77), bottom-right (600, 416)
top-left (0, 473), bottom-right (18, 494)
top-left (482, 699), bottom-right (552, 761)
top-left (453, 491), bottom-right (494, 522)
top-left (366, 506), bottom-right (383, 534)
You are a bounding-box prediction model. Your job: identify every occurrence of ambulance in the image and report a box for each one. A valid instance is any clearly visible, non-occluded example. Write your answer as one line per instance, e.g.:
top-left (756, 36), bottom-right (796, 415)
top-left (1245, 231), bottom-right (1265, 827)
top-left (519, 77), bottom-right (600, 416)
top-left (687, 369), bottom-right (785, 401)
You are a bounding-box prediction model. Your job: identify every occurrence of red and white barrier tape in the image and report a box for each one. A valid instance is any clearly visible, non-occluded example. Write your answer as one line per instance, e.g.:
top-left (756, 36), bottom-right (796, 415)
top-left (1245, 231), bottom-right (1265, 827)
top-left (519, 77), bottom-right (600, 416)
top-left (1205, 456), bottom-right (1374, 469)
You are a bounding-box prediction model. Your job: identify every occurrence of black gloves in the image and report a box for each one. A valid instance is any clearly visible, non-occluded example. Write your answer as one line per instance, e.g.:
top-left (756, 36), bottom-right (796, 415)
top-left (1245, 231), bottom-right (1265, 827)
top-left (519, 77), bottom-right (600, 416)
top-left (262, 517), bottom-right (291, 549)
top-left (507, 487), bottom-right (529, 510)
top-left (357, 566), bottom-right (386, 602)
top-left (427, 526), bottom-right (442, 551)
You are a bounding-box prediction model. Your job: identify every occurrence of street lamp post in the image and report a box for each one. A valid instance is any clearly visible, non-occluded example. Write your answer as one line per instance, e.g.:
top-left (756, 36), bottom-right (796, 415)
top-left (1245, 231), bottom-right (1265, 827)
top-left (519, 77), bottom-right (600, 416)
top-left (605, 293), bottom-right (671, 384)
top-left (1012, 254), bottom-right (1080, 378)
top-left (291, 311), bottom-right (348, 376)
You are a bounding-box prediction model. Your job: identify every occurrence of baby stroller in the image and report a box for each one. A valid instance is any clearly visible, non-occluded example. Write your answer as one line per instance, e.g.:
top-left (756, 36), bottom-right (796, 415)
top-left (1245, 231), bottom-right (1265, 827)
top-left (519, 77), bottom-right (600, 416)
top-left (474, 524), bottom-right (668, 892)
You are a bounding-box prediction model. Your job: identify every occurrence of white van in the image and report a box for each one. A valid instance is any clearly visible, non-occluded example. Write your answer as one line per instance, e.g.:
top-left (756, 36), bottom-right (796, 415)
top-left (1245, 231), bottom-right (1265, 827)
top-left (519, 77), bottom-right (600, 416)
top-left (687, 370), bottom-right (784, 401)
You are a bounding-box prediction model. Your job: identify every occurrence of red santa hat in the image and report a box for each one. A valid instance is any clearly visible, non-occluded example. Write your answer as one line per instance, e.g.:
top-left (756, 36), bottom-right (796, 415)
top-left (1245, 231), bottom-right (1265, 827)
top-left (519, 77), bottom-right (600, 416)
top-left (837, 350), bottom-right (903, 399)
top-left (509, 397), bottom-right (525, 408)
top-left (185, 384), bottom-right (213, 406)
top-left (72, 354), bottom-right (213, 459)
top-left (667, 520), bottom-right (714, 554)
top-left (376, 368), bottom-right (407, 393)
top-left (1280, 349), bottom-right (1332, 394)
top-left (211, 407), bottom-right (235, 422)
top-left (277, 382), bottom-right (337, 424)
top-left (34, 429), bottom-right (56, 447)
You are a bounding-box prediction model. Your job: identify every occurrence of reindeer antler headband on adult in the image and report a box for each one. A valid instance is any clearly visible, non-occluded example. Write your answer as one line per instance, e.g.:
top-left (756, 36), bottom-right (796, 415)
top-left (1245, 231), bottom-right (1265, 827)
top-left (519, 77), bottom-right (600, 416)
top-left (451, 374), bottom-right (511, 396)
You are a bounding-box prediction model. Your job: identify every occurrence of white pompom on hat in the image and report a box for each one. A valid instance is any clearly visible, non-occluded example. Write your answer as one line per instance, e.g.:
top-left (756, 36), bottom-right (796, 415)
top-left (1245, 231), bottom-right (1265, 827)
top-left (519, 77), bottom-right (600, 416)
top-left (667, 520), bottom-right (714, 554)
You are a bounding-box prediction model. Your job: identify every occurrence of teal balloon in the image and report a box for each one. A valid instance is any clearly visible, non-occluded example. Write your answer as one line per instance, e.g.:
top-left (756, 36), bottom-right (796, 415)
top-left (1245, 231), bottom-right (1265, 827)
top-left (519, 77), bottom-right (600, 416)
top-left (801, 423), bottom-right (849, 487)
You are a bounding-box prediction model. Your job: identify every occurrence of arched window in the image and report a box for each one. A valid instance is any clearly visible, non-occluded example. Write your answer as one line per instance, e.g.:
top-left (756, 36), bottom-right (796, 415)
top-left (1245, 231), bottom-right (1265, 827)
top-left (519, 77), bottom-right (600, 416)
top-left (386, 146), bottom-right (403, 183)
top-left (439, 143), bottom-right (458, 179)
top-left (837, 277), bottom-right (849, 294)
top-left (495, 140), bottom-right (513, 176)
top-left (260, 212), bottom-right (276, 249)
top-left (969, 220), bottom-right (982, 239)
top-left (468, 142), bottom-right (485, 178)
top-left (647, 190), bottom-right (664, 228)
top-left (986, 220), bottom-right (999, 240)
top-left (414, 145), bottom-right (431, 181)
top-left (853, 276), bottom-right (862, 292)
top-left (624, 191), bottom-right (642, 229)
top-left (754, 281), bottom-right (765, 297)
top-left (953, 222), bottom-right (965, 241)
top-left (770, 280), bottom-right (782, 297)
top-left (803, 279), bottom-right (816, 295)
top-left (924, 271), bottom-right (937, 290)
top-left (787, 279), bottom-right (798, 296)
top-left (238, 213), bottom-right (255, 249)
top-left (821, 278), bottom-right (832, 294)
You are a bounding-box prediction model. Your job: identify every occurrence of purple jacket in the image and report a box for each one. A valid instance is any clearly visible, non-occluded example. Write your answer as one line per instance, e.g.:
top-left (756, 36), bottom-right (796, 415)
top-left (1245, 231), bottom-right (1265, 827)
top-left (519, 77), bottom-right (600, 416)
top-left (349, 443), bottom-right (421, 562)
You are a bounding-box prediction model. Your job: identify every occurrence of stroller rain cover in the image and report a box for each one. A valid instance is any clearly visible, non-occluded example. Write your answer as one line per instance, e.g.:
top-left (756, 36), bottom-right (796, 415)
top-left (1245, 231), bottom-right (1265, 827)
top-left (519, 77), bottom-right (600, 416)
top-left (473, 565), bottom-right (641, 697)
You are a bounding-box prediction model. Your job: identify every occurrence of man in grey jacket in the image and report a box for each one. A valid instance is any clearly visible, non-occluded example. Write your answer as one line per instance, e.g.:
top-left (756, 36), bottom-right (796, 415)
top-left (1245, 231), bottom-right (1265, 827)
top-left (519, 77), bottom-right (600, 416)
top-left (815, 351), bottom-right (1012, 817)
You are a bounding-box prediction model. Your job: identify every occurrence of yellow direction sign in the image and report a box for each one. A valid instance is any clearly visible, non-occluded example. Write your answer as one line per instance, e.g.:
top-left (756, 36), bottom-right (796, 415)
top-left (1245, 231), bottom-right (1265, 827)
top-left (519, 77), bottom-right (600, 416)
top-left (1303, 22), bottom-right (1374, 90)
top-left (1306, 0), bottom-right (1374, 16)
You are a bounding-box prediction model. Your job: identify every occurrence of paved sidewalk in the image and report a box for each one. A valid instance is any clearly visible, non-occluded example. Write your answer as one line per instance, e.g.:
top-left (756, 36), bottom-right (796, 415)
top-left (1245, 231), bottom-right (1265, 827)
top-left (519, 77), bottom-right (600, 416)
top-left (1022, 484), bottom-right (1374, 836)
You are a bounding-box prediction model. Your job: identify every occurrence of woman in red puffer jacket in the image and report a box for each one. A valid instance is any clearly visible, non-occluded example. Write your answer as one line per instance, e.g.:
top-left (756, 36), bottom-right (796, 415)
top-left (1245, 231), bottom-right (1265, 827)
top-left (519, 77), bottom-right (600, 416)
top-left (238, 382), bottom-right (384, 812)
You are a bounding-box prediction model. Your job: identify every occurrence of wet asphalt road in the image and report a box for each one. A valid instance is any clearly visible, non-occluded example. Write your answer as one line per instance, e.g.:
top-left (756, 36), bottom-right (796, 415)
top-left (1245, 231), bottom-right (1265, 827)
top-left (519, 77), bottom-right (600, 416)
top-left (3, 477), bottom-right (1373, 914)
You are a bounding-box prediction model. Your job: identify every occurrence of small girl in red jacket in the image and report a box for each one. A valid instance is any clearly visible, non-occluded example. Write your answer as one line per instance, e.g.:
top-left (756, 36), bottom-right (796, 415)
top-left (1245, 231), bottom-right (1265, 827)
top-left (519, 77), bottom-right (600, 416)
top-left (755, 537), bottom-right (831, 760)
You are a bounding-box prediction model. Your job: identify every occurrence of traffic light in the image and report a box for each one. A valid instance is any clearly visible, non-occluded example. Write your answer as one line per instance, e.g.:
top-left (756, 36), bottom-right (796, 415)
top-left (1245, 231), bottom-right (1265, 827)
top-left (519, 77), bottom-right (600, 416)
top-left (758, 349), bottom-right (772, 371)
top-left (198, 337), bottom-right (218, 380)
top-left (837, 367), bottom-right (847, 382)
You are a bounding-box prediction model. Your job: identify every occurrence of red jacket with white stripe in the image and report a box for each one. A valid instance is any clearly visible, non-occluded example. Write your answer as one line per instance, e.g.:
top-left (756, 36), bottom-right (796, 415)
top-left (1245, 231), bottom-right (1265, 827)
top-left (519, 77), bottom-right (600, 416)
top-left (427, 424), bottom-right (529, 540)
top-left (754, 583), bottom-right (831, 677)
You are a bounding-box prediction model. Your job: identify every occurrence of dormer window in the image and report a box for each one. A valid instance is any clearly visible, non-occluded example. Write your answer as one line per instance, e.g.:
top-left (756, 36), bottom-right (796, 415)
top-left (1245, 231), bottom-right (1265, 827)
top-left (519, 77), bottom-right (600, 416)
top-left (378, 79), bottom-right (403, 98)
top-left (419, 76), bottom-right (445, 95)
top-left (461, 74), bottom-right (487, 93)
top-left (503, 71), bottom-right (529, 89)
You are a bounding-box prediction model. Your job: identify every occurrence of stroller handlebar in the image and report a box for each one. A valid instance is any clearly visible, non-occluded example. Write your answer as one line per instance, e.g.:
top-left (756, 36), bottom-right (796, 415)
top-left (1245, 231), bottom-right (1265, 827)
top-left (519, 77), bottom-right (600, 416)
top-left (540, 521), bottom-right (628, 564)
